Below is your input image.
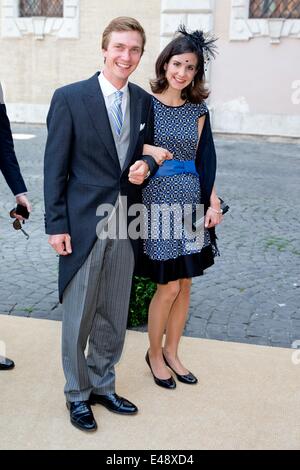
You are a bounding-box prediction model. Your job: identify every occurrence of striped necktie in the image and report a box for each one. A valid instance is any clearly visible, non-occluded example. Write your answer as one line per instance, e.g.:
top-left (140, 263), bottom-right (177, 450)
top-left (110, 90), bottom-right (123, 136)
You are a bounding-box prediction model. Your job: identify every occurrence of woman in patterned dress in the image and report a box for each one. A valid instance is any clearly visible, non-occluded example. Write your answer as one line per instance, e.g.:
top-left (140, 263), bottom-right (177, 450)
top-left (133, 28), bottom-right (223, 389)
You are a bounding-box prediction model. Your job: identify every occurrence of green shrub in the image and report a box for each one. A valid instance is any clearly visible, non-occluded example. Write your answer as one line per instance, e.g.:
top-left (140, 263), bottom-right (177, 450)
top-left (128, 276), bottom-right (156, 327)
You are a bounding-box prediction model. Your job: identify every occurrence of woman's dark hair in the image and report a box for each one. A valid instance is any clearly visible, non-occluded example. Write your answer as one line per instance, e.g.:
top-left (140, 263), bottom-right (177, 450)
top-left (150, 35), bottom-right (210, 103)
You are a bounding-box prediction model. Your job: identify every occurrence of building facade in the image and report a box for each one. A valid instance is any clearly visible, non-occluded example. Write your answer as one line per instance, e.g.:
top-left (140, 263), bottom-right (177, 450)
top-left (1, 0), bottom-right (299, 137)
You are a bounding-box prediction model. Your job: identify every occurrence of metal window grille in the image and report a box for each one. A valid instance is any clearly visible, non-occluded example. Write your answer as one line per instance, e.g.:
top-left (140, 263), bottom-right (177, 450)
top-left (249, 0), bottom-right (300, 19)
top-left (19, 0), bottom-right (63, 17)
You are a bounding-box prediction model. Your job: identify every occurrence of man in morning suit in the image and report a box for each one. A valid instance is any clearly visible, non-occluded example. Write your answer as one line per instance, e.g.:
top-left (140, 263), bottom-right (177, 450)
top-left (44, 17), bottom-right (158, 432)
top-left (0, 81), bottom-right (31, 370)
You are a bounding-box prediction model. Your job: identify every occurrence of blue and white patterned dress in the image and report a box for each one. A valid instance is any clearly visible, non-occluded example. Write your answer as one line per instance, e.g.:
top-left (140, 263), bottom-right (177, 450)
top-left (139, 96), bottom-right (215, 283)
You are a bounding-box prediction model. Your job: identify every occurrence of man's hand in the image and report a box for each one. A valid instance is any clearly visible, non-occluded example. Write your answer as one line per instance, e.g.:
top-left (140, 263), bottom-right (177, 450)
top-left (128, 160), bottom-right (149, 185)
top-left (15, 194), bottom-right (32, 221)
top-left (48, 234), bottom-right (72, 256)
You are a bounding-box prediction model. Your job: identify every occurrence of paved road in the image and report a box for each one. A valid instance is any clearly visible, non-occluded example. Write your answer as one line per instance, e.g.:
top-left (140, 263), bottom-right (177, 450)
top-left (0, 125), bottom-right (299, 348)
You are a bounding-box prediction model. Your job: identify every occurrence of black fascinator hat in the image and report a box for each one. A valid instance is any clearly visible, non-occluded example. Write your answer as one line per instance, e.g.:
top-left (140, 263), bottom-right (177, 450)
top-left (177, 24), bottom-right (218, 71)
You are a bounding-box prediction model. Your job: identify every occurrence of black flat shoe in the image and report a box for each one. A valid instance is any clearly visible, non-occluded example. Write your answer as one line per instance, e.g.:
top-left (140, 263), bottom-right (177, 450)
top-left (66, 400), bottom-right (97, 432)
top-left (89, 392), bottom-right (138, 415)
top-left (145, 350), bottom-right (176, 389)
top-left (163, 354), bottom-right (198, 385)
top-left (0, 357), bottom-right (15, 370)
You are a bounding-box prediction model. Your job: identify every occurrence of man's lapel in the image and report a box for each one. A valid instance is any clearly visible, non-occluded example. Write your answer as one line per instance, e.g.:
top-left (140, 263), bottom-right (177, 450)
top-left (82, 73), bottom-right (120, 169)
top-left (122, 83), bottom-right (142, 172)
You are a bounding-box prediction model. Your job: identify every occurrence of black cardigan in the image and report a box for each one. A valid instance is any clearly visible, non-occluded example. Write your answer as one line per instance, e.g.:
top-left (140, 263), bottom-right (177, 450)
top-left (195, 109), bottom-right (219, 253)
top-left (196, 109), bottom-right (216, 208)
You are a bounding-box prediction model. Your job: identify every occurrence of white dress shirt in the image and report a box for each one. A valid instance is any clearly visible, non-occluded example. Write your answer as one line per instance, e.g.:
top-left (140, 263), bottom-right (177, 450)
top-left (98, 72), bottom-right (128, 117)
top-left (98, 71), bottom-right (150, 178)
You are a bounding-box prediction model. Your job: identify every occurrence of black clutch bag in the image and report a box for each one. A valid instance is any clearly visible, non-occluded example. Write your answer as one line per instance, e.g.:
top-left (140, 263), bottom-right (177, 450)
top-left (190, 197), bottom-right (229, 231)
top-left (219, 197), bottom-right (230, 215)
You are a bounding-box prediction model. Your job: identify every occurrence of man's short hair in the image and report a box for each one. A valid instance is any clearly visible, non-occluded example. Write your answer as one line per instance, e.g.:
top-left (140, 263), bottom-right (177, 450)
top-left (102, 17), bottom-right (146, 54)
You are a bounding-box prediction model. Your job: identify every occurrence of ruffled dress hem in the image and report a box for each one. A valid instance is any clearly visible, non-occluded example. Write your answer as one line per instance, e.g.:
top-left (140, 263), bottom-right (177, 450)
top-left (136, 245), bottom-right (214, 284)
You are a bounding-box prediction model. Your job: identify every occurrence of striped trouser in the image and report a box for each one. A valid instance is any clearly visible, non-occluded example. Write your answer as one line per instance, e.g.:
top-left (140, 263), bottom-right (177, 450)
top-left (61, 237), bottom-right (134, 402)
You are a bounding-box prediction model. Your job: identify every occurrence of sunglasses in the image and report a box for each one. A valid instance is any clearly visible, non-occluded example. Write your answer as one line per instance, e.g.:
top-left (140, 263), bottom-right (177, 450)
top-left (10, 209), bottom-right (30, 240)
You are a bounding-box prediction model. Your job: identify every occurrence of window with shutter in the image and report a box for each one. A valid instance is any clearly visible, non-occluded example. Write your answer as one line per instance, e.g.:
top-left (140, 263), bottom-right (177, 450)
top-left (19, 0), bottom-right (63, 17)
top-left (230, 0), bottom-right (300, 42)
top-left (249, 0), bottom-right (300, 19)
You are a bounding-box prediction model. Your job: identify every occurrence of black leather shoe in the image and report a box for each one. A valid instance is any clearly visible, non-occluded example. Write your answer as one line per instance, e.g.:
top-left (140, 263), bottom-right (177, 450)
top-left (145, 350), bottom-right (176, 389)
top-left (0, 357), bottom-right (15, 370)
top-left (89, 392), bottom-right (138, 415)
top-left (163, 353), bottom-right (198, 385)
top-left (66, 400), bottom-right (97, 432)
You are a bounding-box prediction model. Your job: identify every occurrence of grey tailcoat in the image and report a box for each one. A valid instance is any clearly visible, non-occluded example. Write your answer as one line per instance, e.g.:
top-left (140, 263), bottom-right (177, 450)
top-left (44, 72), bottom-right (156, 301)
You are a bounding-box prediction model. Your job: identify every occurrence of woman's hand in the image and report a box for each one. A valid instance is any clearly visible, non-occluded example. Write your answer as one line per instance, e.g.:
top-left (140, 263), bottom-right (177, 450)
top-left (204, 207), bottom-right (223, 228)
top-left (143, 144), bottom-right (173, 166)
top-left (205, 187), bottom-right (224, 228)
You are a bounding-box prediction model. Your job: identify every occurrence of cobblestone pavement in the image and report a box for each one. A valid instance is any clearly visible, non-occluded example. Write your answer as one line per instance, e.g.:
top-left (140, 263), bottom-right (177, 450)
top-left (0, 125), bottom-right (299, 348)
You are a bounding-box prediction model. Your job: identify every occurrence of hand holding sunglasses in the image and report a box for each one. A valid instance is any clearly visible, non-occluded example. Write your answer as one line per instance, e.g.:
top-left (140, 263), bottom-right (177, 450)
top-left (10, 205), bottom-right (30, 239)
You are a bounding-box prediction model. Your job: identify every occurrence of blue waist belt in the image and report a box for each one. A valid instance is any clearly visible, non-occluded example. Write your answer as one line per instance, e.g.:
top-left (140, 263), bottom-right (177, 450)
top-left (152, 160), bottom-right (199, 178)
